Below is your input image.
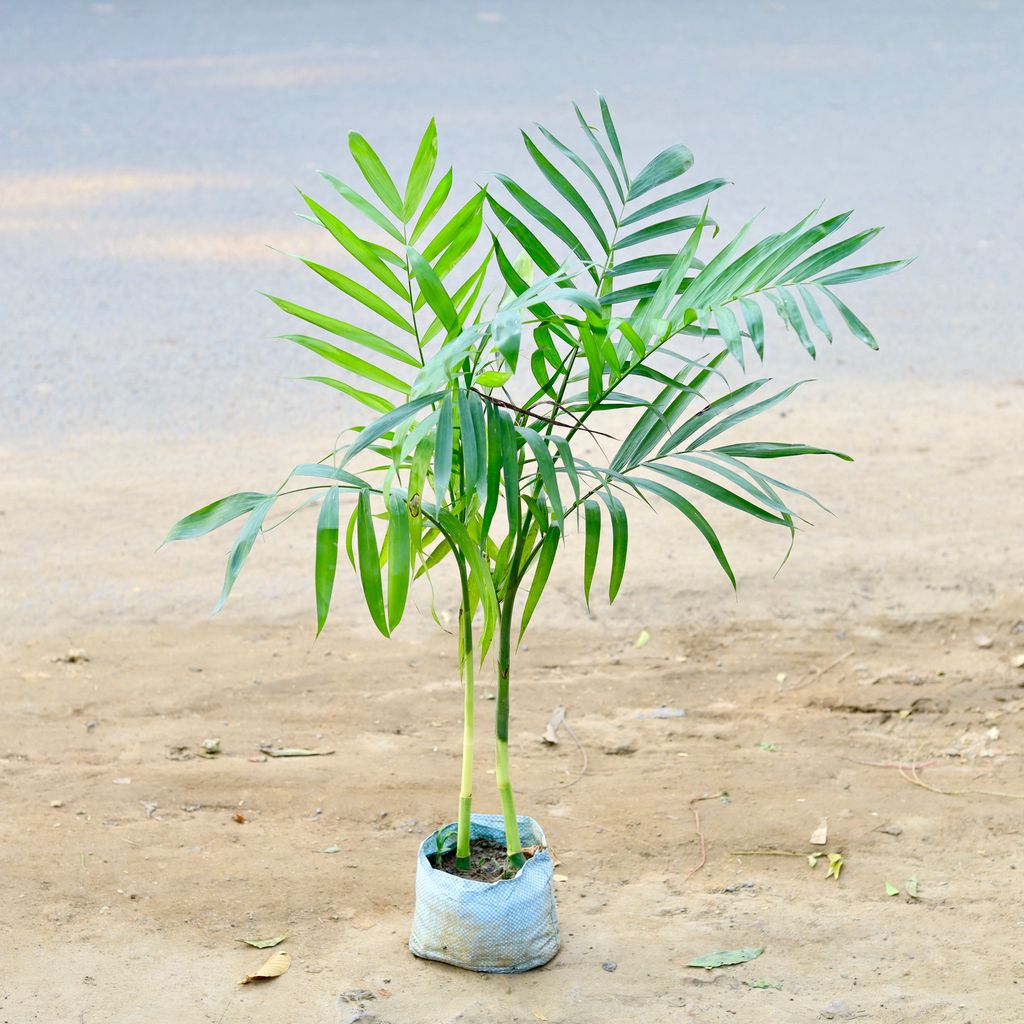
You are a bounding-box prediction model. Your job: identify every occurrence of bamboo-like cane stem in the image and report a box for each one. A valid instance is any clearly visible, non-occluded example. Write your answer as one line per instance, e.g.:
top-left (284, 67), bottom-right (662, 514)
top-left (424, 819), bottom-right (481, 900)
top-left (496, 594), bottom-right (525, 869)
top-left (455, 560), bottom-right (474, 871)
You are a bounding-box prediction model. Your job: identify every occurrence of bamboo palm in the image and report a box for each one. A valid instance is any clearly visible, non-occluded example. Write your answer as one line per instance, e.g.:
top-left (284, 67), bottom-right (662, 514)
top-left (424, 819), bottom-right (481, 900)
top-left (165, 97), bottom-right (908, 870)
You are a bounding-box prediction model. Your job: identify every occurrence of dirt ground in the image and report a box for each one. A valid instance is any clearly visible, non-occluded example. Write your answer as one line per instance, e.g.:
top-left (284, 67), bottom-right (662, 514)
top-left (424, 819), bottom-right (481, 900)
top-left (2, 382), bottom-right (1023, 1023)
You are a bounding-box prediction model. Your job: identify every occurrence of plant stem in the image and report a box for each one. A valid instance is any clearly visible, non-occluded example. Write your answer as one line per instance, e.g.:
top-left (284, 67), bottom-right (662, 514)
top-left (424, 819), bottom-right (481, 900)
top-left (495, 592), bottom-right (525, 869)
top-left (455, 557), bottom-right (475, 870)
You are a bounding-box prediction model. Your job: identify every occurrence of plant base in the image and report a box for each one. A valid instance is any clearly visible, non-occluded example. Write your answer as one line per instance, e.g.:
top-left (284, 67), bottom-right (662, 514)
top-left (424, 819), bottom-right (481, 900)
top-left (409, 813), bottom-right (560, 973)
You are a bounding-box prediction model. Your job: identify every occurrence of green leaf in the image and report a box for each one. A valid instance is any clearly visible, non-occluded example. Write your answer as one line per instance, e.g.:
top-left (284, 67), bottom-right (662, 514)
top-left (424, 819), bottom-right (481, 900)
top-left (475, 370), bottom-right (512, 388)
top-left (817, 286), bottom-right (879, 349)
top-left (499, 410), bottom-right (521, 537)
top-left (627, 144), bottom-right (694, 201)
top-left (318, 172), bottom-right (405, 243)
top-left (573, 100), bottom-right (625, 203)
top-left (686, 380), bottom-right (807, 451)
top-left (599, 490), bottom-right (628, 602)
top-left (647, 463), bottom-right (791, 526)
top-left (583, 499), bottom-right (601, 607)
top-left (291, 463), bottom-right (367, 487)
top-left (282, 335), bottom-right (410, 394)
top-left (300, 259), bottom-right (415, 334)
top-left (410, 167), bottom-right (453, 244)
top-left (813, 258), bottom-right (912, 287)
top-left (620, 178), bottom-right (728, 226)
top-left (440, 512), bottom-right (498, 658)
top-left (407, 246), bottom-right (459, 335)
top-left (422, 190), bottom-right (486, 263)
top-left (300, 192), bottom-right (408, 298)
top-left (433, 393), bottom-right (453, 505)
top-left (535, 123), bottom-right (616, 220)
top-left (343, 392), bottom-right (445, 466)
top-left (480, 402), bottom-right (503, 540)
top-left (386, 491), bottom-right (410, 629)
top-left (598, 93), bottom-right (629, 187)
top-left (348, 131), bottom-right (404, 218)
top-left (518, 526), bottom-right (560, 643)
top-left (777, 226), bottom-right (880, 284)
top-left (522, 131), bottom-right (609, 251)
top-left (738, 297), bottom-right (765, 360)
top-left (687, 947), bottom-right (764, 970)
top-left (494, 173), bottom-right (596, 275)
top-left (404, 118), bottom-right (438, 221)
top-left (712, 305), bottom-right (744, 367)
top-left (885, 881), bottom-right (900, 897)
top-left (776, 287), bottom-right (816, 357)
top-left (713, 442), bottom-right (852, 461)
top-left (617, 215), bottom-right (704, 250)
top-left (487, 195), bottom-right (561, 277)
top-left (355, 489), bottom-right (389, 636)
top-left (635, 477), bottom-right (735, 588)
top-left (517, 425), bottom-right (565, 528)
top-left (164, 492), bottom-right (270, 544)
top-left (314, 487), bottom-right (340, 636)
top-left (300, 376), bottom-right (395, 414)
top-left (795, 284), bottom-right (833, 343)
top-left (265, 295), bottom-right (419, 366)
top-left (214, 496), bottom-right (275, 613)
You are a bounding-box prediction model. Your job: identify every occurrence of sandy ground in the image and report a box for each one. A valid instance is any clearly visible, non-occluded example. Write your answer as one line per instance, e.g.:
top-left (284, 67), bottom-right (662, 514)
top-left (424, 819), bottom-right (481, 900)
top-left (3, 3), bottom-right (1024, 1021)
top-left (2, 383), bottom-right (1023, 1023)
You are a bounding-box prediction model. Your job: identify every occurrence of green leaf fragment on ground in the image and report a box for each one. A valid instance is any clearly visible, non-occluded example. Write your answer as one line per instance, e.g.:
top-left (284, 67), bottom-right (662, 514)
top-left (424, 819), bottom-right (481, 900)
top-left (687, 947), bottom-right (764, 970)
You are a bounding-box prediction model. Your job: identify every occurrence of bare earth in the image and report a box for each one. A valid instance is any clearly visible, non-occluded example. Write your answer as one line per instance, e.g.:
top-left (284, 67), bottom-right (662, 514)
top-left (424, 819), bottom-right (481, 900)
top-left (2, 383), bottom-right (1022, 1023)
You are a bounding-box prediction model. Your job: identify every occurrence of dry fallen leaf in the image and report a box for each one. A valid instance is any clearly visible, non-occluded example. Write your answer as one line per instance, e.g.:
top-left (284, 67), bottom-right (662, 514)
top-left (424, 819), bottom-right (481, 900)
top-left (239, 935), bottom-right (287, 949)
top-left (241, 949), bottom-right (291, 984)
top-left (541, 706), bottom-right (566, 745)
top-left (233, 812), bottom-right (247, 824)
top-left (809, 819), bottom-right (828, 846)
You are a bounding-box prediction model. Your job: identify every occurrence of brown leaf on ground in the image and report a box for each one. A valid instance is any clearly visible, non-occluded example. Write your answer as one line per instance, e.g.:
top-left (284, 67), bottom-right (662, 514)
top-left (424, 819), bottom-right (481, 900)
top-left (240, 949), bottom-right (291, 984)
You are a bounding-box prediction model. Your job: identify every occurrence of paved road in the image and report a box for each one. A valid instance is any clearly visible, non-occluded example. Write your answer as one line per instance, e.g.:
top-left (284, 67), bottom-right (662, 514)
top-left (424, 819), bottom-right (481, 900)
top-left (2, 0), bottom-right (1021, 440)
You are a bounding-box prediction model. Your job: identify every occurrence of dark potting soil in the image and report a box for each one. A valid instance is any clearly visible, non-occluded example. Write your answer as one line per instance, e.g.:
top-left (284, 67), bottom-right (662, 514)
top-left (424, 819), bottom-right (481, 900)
top-left (430, 839), bottom-right (537, 883)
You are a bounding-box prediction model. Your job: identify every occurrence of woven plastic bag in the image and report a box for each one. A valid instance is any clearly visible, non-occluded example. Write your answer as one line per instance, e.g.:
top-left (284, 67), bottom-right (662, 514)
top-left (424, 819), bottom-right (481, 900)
top-left (409, 813), bottom-right (560, 972)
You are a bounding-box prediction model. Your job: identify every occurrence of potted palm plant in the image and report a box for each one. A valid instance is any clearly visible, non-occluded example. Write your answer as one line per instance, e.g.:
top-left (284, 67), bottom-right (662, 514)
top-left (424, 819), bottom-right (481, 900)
top-left (165, 96), bottom-right (907, 972)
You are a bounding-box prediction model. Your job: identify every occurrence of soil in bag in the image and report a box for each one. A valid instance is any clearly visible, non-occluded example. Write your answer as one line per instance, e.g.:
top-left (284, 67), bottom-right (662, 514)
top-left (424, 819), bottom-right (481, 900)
top-left (430, 840), bottom-right (540, 883)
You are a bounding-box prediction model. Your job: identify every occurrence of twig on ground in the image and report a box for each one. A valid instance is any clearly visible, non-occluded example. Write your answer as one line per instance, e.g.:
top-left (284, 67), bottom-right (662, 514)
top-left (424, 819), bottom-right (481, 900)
top-left (783, 649), bottom-right (855, 692)
top-left (898, 752), bottom-right (1024, 800)
top-left (840, 756), bottom-right (938, 771)
top-left (728, 849), bottom-right (808, 858)
top-left (558, 717), bottom-right (589, 789)
top-left (685, 791), bottom-right (727, 880)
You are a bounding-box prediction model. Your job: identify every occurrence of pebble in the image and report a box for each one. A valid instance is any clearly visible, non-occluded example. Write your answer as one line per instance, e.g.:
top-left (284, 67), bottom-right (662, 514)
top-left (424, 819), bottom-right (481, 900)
top-left (975, 635), bottom-right (993, 649)
top-left (602, 961), bottom-right (617, 972)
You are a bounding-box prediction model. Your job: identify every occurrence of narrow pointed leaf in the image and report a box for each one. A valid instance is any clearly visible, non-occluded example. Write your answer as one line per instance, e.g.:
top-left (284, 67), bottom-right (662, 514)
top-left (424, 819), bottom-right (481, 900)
top-left (282, 335), bottom-right (410, 393)
top-left (404, 118), bottom-right (438, 221)
top-left (410, 167), bottom-right (453, 244)
top-left (583, 499), bottom-right (601, 607)
top-left (344, 392), bottom-right (445, 465)
top-left (407, 246), bottom-right (459, 334)
top-left (355, 489), bottom-right (389, 636)
top-left (628, 144), bottom-right (694, 201)
top-left (348, 131), bottom-right (404, 218)
top-left (620, 178), bottom-right (728, 226)
top-left (165, 492), bottom-right (271, 544)
top-left (266, 295), bottom-right (419, 366)
top-left (519, 526), bottom-right (560, 643)
top-left (433, 393), bottom-right (453, 504)
top-left (319, 172), bottom-right (405, 243)
top-left (214, 496), bottom-right (275, 612)
top-left (314, 487), bottom-right (340, 635)
top-left (386, 492), bottom-right (410, 628)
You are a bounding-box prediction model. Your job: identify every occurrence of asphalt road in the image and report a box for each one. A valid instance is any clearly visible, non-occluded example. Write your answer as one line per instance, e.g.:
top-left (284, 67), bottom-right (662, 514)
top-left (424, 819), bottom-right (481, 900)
top-left (2, 0), bottom-right (1021, 440)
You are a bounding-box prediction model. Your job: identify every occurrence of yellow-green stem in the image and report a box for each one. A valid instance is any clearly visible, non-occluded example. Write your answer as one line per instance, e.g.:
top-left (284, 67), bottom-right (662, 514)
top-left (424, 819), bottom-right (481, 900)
top-left (456, 561), bottom-right (474, 871)
top-left (496, 593), bottom-right (525, 869)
